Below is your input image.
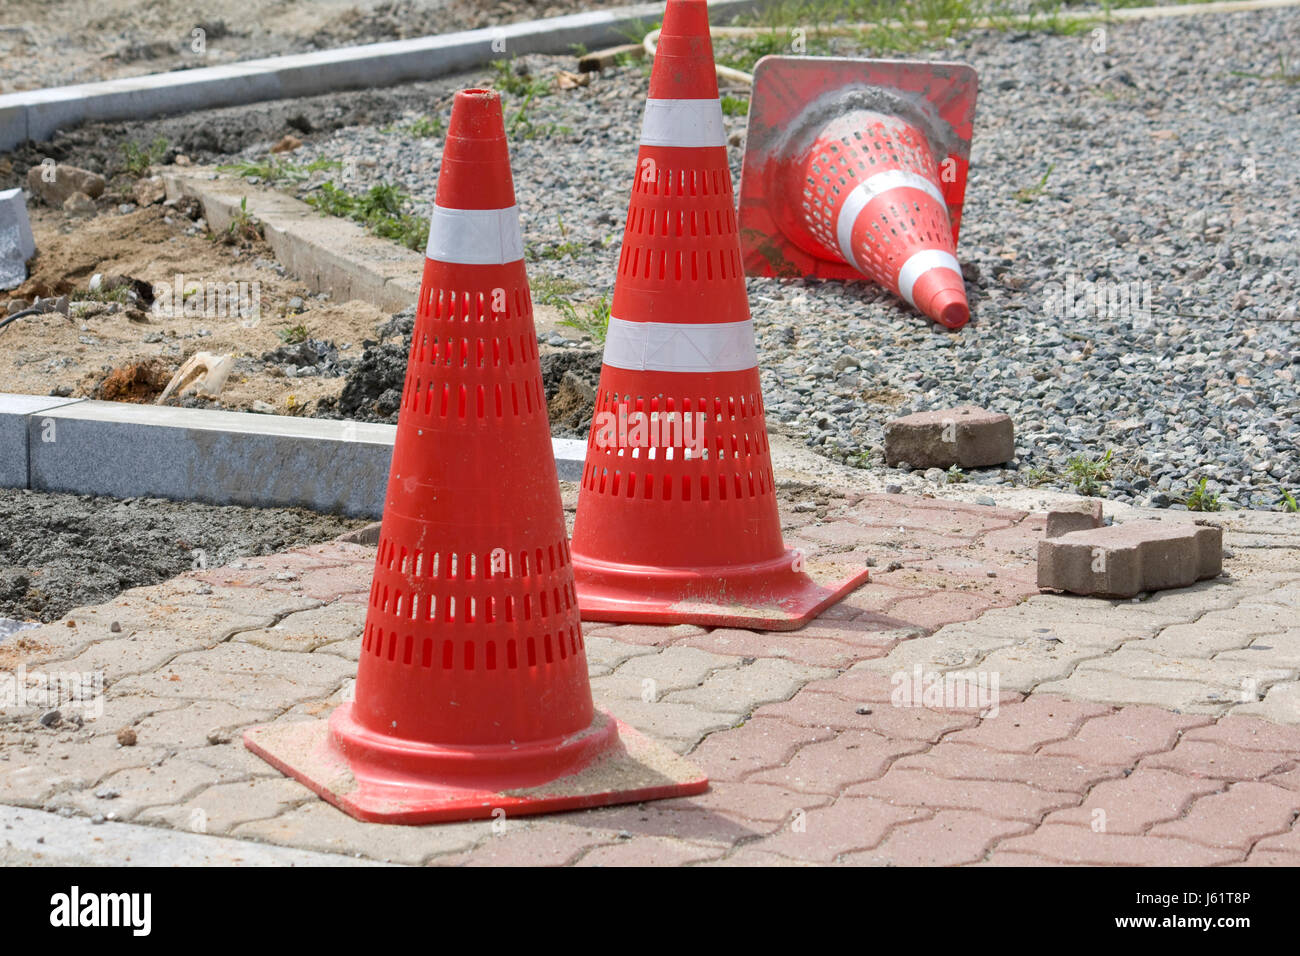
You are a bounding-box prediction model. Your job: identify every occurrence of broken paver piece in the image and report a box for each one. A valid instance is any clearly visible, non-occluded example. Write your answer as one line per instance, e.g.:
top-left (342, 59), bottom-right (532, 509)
top-left (26, 163), bottom-right (106, 207)
top-left (885, 405), bottom-right (1015, 469)
top-left (1046, 499), bottom-right (1104, 538)
top-left (1037, 520), bottom-right (1223, 599)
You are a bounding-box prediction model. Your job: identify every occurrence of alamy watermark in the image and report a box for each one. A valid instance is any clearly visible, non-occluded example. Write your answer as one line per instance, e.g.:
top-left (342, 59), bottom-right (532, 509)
top-left (151, 273), bottom-right (261, 326)
top-left (0, 665), bottom-right (104, 720)
top-left (891, 664), bottom-right (1000, 718)
top-left (1043, 273), bottom-right (1152, 327)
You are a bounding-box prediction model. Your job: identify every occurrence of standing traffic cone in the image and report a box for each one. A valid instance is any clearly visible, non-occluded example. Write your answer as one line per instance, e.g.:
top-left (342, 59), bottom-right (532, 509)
top-left (738, 56), bottom-right (979, 329)
top-left (245, 89), bottom-right (705, 824)
top-left (570, 0), bottom-right (870, 631)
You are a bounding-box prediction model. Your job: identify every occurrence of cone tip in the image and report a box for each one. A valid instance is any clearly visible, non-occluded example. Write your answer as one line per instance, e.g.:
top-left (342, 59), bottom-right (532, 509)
top-left (933, 290), bottom-right (970, 330)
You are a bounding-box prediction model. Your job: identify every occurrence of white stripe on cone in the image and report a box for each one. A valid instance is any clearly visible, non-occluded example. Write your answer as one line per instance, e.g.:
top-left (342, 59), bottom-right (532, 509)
top-left (834, 170), bottom-right (947, 267)
top-left (603, 316), bottom-right (757, 373)
top-left (897, 250), bottom-right (963, 307)
top-left (425, 204), bottom-right (525, 265)
top-left (640, 99), bottom-right (727, 148)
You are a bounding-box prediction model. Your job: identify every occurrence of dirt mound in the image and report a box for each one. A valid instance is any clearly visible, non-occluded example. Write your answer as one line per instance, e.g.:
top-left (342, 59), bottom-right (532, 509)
top-left (94, 358), bottom-right (172, 402)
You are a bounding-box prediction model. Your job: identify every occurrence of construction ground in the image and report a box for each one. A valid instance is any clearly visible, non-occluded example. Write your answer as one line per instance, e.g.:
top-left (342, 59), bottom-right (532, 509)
top-left (0, 0), bottom-right (1298, 867)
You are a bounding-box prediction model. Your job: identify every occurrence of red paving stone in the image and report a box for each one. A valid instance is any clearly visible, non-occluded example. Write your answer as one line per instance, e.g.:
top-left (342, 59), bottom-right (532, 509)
top-left (658, 781), bottom-right (833, 825)
top-left (845, 769), bottom-right (1079, 823)
top-left (1039, 706), bottom-right (1214, 766)
top-left (576, 837), bottom-right (726, 867)
top-left (1147, 782), bottom-right (1300, 851)
top-left (991, 825), bottom-right (1243, 866)
top-left (1042, 769), bottom-right (1223, 835)
top-left (843, 811), bottom-right (1033, 866)
top-left (945, 695), bottom-right (1113, 753)
top-left (689, 717), bottom-right (835, 782)
top-left (755, 690), bottom-right (979, 741)
top-left (1139, 740), bottom-right (1297, 781)
top-left (747, 730), bottom-right (928, 795)
top-left (756, 796), bottom-right (930, 863)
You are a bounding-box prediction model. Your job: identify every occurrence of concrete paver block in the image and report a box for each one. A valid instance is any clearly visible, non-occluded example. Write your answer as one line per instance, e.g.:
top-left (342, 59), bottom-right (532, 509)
top-left (884, 405), bottom-right (1014, 469)
top-left (1045, 499), bottom-right (1104, 538)
top-left (1037, 520), bottom-right (1223, 598)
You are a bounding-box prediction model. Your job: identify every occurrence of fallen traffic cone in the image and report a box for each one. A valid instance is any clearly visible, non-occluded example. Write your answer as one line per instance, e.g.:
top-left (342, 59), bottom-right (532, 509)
top-left (738, 56), bottom-right (978, 329)
top-left (245, 89), bottom-right (705, 823)
top-left (570, 0), bottom-right (870, 631)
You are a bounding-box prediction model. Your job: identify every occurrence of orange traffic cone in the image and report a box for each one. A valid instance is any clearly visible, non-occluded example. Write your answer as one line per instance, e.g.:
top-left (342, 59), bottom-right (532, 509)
top-left (570, 0), bottom-right (870, 631)
top-left (738, 56), bottom-right (979, 329)
top-left (245, 89), bottom-right (705, 824)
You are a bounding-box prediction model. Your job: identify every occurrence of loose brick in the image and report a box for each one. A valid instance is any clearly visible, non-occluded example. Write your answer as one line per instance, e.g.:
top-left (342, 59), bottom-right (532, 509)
top-left (1045, 500), bottom-right (1104, 538)
top-left (1037, 521), bottom-right (1223, 598)
top-left (884, 405), bottom-right (1015, 469)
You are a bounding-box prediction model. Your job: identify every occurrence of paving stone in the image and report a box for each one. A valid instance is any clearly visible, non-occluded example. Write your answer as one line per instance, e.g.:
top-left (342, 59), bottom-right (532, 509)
top-left (1217, 630), bottom-right (1300, 671)
top-left (576, 836), bottom-right (726, 866)
top-left (1253, 824), bottom-right (1300, 856)
top-left (703, 847), bottom-right (819, 866)
top-left (755, 796), bottom-right (931, 863)
top-left (993, 825), bottom-right (1242, 865)
top-left (1261, 766), bottom-right (1300, 792)
top-left (597, 697), bottom-right (739, 753)
top-left (432, 823), bottom-right (614, 867)
top-left (655, 780), bottom-right (832, 825)
top-left (232, 800), bottom-right (483, 864)
top-left (1043, 769), bottom-right (1223, 834)
top-left (666, 658), bottom-right (832, 713)
top-left (597, 645), bottom-right (737, 699)
top-left (234, 602), bottom-right (367, 653)
top-left (677, 625), bottom-right (886, 669)
top-left (1148, 782), bottom-right (1300, 850)
top-left (754, 689), bottom-right (978, 741)
top-left (1038, 705), bottom-right (1212, 766)
top-left (1045, 500), bottom-right (1104, 539)
top-left (119, 699), bottom-right (278, 751)
top-left (36, 632), bottom-right (219, 686)
top-left (944, 695), bottom-right (1112, 753)
top-left (1076, 646), bottom-right (1294, 700)
top-left (1036, 669), bottom-right (1231, 716)
top-left (843, 810), bottom-right (1032, 866)
top-left (315, 638), bottom-right (362, 662)
top-left (1139, 739), bottom-right (1296, 781)
top-left (571, 800), bottom-right (754, 846)
top-left (581, 624), bottom-right (677, 649)
top-left (688, 716), bottom-right (835, 781)
top-left (882, 590), bottom-right (1000, 631)
top-left (46, 755), bottom-right (230, 821)
top-left (892, 741), bottom-right (1122, 793)
top-left (747, 730), bottom-right (928, 794)
top-left (1231, 682), bottom-right (1300, 726)
top-left (0, 735), bottom-right (165, 807)
top-left (884, 405), bottom-right (1014, 469)
top-left (863, 622), bottom-right (1021, 674)
top-left (138, 777), bottom-right (315, 835)
top-left (1037, 521), bottom-right (1223, 598)
top-left (583, 634), bottom-right (659, 672)
top-left (137, 579), bottom-right (323, 619)
top-left (845, 768), bottom-right (1077, 822)
top-left (974, 638), bottom-right (1113, 694)
top-left (1181, 715), bottom-right (1300, 753)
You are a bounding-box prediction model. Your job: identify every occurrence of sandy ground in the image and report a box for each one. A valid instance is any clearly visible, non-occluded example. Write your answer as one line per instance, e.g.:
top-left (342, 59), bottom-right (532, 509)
top-left (0, 0), bottom-right (623, 93)
top-left (2, 203), bottom-right (391, 413)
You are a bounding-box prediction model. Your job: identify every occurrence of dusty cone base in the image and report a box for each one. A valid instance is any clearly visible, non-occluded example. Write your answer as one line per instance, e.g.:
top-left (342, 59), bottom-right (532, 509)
top-left (576, 554), bottom-right (870, 631)
top-left (244, 708), bottom-right (707, 824)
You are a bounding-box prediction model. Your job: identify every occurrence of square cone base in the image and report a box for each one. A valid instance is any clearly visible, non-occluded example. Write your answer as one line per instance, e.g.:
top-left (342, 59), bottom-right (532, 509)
top-left (244, 710), bottom-right (707, 825)
top-left (578, 560), bottom-right (870, 631)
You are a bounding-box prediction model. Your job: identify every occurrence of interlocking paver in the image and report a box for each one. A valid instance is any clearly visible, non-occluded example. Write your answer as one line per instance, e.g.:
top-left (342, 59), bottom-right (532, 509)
top-left (1038, 705), bottom-right (1212, 766)
top-left (754, 689), bottom-right (978, 741)
top-left (845, 769), bottom-right (1077, 822)
top-left (1148, 782), bottom-right (1300, 850)
top-left (666, 658), bottom-right (832, 713)
top-left (892, 741), bottom-right (1122, 793)
top-left (688, 716), bottom-right (835, 782)
top-left (138, 776), bottom-right (314, 835)
top-left (755, 795), bottom-right (930, 863)
top-left (747, 730), bottom-right (928, 794)
top-left (657, 780), bottom-right (832, 825)
top-left (1042, 769), bottom-right (1222, 834)
top-left (1139, 739), bottom-right (1296, 781)
top-left (992, 825), bottom-right (1242, 865)
top-left (844, 810), bottom-right (1032, 866)
top-left (576, 836), bottom-right (726, 867)
top-left (944, 695), bottom-right (1112, 753)
top-left (234, 602), bottom-right (366, 653)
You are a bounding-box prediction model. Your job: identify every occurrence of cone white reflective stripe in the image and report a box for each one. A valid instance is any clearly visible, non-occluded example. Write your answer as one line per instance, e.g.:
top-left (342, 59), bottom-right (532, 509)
top-left (834, 170), bottom-right (947, 266)
top-left (425, 204), bottom-right (524, 265)
top-left (896, 249), bottom-right (963, 307)
top-left (603, 316), bottom-right (757, 373)
top-left (639, 99), bottom-right (727, 148)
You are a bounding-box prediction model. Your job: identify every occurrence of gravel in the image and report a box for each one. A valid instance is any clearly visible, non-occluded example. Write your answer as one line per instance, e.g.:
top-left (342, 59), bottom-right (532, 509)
top-left (13, 9), bottom-right (1299, 512)
top-left (0, 489), bottom-right (364, 623)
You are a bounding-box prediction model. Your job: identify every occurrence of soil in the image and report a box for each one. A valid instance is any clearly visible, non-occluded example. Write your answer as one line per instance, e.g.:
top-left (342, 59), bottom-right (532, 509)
top-left (1, 203), bottom-right (394, 415)
top-left (0, 488), bottom-right (364, 624)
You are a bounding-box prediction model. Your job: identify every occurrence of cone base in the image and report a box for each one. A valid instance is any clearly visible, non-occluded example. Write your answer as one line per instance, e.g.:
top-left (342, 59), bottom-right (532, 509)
top-left (575, 553), bottom-right (870, 631)
top-left (244, 709), bottom-right (707, 825)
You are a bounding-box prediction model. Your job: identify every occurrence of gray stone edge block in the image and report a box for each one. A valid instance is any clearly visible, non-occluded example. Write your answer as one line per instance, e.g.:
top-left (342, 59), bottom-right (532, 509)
top-left (3, 395), bottom-right (587, 517)
top-left (0, 1), bottom-right (764, 150)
